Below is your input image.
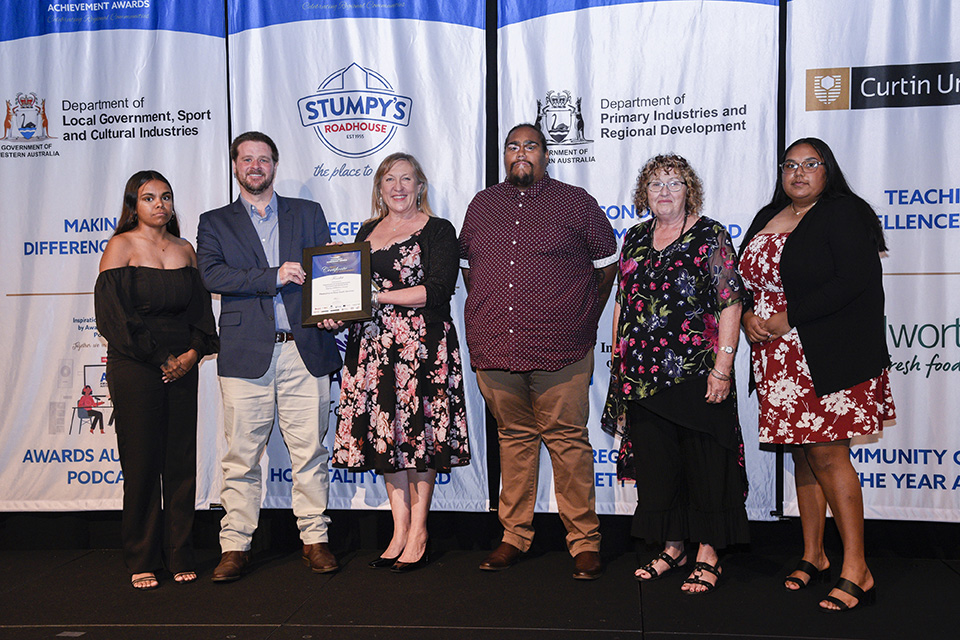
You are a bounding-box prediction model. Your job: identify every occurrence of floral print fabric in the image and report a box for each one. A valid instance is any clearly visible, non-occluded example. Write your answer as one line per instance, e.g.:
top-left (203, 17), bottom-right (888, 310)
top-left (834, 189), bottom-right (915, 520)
top-left (740, 232), bottom-right (895, 444)
top-left (602, 216), bottom-right (742, 436)
top-left (333, 231), bottom-right (470, 472)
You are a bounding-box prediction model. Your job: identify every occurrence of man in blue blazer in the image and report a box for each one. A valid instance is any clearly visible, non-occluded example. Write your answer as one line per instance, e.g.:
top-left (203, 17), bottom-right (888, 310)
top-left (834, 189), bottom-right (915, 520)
top-left (197, 131), bottom-right (342, 582)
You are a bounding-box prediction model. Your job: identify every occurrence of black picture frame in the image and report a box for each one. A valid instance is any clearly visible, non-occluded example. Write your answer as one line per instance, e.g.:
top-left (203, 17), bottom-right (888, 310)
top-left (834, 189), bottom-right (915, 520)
top-left (301, 242), bottom-right (372, 326)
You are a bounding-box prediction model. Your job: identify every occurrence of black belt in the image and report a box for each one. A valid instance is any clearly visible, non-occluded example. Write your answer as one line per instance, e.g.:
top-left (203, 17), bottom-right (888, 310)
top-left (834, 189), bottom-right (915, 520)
top-left (275, 331), bottom-right (295, 343)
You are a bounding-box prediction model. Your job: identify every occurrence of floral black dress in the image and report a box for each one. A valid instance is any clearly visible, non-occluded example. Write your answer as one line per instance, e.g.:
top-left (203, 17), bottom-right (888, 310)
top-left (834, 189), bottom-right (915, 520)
top-left (601, 216), bottom-right (749, 547)
top-left (332, 217), bottom-right (470, 473)
top-left (601, 216), bottom-right (745, 473)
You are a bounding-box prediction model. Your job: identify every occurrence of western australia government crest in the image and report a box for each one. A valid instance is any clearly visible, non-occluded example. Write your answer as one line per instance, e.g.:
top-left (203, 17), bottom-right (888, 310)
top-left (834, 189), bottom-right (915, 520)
top-left (3, 92), bottom-right (56, 141)
top-left (298, 63), bottom-right (412, 159)
top-left (2, 91), bottom-right (60, 159)
top-left (534, 90), bottom-right (594, 165)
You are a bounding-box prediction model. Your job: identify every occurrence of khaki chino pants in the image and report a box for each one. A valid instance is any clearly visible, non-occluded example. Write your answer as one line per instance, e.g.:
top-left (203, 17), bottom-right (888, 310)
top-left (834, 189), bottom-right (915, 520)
top-left (476, 353), bottom-right (601, 556)
top-left (218, 341), bottom-right (332, 551)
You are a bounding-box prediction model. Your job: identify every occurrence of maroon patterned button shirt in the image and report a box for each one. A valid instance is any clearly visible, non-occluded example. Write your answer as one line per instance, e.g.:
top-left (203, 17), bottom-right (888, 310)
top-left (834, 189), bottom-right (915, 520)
top-left (459, 175), bottom-right (617, 372)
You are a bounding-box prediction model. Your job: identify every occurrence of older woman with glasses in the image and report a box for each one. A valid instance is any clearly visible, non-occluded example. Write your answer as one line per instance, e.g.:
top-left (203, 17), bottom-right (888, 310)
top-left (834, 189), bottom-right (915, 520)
top-left (739, 138), bottom-right (894, 612)
top-left (602, 154), bottom-right (749, 594)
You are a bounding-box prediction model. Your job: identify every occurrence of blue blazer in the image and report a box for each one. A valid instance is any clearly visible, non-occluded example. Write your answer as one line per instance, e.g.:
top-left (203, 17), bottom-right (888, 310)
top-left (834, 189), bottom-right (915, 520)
top-left (197, 195), bottom-right (342, 379)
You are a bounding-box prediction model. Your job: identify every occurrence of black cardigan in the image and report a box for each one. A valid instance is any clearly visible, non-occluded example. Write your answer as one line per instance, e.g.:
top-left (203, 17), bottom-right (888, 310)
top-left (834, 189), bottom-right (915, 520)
top-left (356, 215), bottom-right (460, 324)
top-left (739, 194), bottom-right (891, 396)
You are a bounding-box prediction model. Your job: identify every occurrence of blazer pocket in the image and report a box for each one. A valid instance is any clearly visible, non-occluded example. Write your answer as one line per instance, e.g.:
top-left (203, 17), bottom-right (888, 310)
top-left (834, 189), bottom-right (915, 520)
top-left (219, 310), bottom-right (241, 327)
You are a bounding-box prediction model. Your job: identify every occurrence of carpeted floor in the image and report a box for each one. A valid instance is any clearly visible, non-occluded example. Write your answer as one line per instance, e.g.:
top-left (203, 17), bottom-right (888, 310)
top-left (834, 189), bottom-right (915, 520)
top-left (1, 537), bottom-right (958, 638)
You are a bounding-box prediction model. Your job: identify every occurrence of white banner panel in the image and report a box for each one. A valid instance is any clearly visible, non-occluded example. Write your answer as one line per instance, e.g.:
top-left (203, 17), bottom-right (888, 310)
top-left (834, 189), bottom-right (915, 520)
top-left (787, 0), bottom-right (960, 521)
top-left (0, 2), bottom-right (229, 510)
top-left (224, 2), bottom-right (488, 511)
top-left (498, 0), bottom-right (780, 518)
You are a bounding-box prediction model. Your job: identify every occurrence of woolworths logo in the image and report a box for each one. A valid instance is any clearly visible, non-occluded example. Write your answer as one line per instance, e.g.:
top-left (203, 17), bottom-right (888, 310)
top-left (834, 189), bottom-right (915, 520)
top-left (886, 318), bottom-right (960, 349)
top-left (887, 318), bottom-right (960, 379)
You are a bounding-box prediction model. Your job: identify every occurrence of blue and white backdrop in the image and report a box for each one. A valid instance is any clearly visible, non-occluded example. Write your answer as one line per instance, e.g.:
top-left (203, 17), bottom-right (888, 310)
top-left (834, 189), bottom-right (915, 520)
top-left (1, 0), bottom-right (957, 523)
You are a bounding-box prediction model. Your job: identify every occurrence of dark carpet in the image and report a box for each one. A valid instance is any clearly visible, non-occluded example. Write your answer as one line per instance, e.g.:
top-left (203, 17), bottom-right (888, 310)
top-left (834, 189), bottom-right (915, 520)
top-left (0, 514), bottom-right (957, 639)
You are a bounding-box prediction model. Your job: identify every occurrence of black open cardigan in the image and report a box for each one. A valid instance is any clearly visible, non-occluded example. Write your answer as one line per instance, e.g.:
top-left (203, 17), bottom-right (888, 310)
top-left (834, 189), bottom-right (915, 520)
top-left (739, 193), bottom-right (891, 397)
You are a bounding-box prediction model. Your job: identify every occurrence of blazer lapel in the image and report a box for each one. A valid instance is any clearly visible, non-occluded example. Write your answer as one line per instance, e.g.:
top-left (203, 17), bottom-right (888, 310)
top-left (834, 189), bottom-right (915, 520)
top-left (277, 196), bottom-right (301, 264)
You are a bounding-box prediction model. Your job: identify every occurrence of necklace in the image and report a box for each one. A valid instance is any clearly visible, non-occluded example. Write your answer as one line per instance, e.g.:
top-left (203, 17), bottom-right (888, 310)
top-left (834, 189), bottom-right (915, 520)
top-left (644, 213), bottom-right (691, 281)
top-left (790, 200), bottom-right (817, 216)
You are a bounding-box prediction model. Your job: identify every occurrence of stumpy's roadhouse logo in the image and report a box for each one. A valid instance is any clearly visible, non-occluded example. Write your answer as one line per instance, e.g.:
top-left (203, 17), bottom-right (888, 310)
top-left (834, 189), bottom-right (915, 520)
top-left (297, 63), bottom-right (412, 158)
top-left (3, 92), bottom-right (57, 140)
top-left (535, 89), bottom-right (592, 145)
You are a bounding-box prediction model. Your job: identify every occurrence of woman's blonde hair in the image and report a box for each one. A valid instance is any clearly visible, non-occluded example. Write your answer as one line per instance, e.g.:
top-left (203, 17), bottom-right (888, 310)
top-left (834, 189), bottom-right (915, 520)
top-left (369, 152), bottom-right (434, 221)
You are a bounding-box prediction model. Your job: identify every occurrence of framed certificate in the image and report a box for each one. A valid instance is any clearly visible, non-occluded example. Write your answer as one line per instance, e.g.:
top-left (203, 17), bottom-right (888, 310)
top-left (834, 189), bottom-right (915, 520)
top-left (301, 242), bottom-right (372, 325)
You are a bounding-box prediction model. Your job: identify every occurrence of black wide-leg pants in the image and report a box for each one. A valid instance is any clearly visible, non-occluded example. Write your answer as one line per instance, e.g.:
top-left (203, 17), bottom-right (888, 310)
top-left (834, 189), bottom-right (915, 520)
top-left (107, 355), bottom-right (198, 575)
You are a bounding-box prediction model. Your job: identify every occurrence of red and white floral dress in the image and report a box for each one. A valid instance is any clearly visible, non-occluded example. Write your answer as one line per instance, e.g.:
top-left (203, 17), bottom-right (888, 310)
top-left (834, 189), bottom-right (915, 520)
top-left (739, 233), bottom-right (895, 444)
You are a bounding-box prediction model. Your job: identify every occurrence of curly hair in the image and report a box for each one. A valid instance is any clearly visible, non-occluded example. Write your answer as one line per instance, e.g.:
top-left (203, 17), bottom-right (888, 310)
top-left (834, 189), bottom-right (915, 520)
top-left (632, 154), bottom-right (704, 216)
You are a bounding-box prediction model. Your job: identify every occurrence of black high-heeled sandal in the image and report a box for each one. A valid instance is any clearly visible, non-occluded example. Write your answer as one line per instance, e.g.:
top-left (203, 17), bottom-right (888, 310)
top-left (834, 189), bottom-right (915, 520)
top-left (784, 559), bottom-right (830, 590)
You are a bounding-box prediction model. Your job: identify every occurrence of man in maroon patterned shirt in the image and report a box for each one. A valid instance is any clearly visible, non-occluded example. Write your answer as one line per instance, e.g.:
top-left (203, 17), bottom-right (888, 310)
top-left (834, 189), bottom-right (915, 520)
top-left (459, 123), bottom-right (617, 580)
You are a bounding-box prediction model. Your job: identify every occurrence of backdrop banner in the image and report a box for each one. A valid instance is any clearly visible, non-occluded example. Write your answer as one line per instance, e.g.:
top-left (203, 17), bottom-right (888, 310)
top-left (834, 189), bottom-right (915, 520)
top-left (0, 1), bottom-right (229, 510)
top-left (497, 0), bottom-right (780, 518)
top-left (786, 0), bottom-right (960, 521)
top-left (224, 1), bottom-right (489, 511)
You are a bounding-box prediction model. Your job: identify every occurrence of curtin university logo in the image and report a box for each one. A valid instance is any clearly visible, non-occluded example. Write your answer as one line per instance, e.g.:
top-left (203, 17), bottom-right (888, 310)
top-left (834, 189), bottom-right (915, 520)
top-left (807, 61), bottom-right (960, 111)
top-left (807, 69), bottom-right (850, 110)
top-left (298, 63), bottom-right (412, 158)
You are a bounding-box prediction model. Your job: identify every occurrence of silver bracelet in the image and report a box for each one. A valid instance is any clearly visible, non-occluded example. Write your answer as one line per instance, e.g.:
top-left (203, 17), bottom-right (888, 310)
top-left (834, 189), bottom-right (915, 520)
top-left (372, 290), bottom-right (379, 306)
top-left (710, 368), bottom-right (731, 381)
top-left (718, 345), bottom-right (735, 354)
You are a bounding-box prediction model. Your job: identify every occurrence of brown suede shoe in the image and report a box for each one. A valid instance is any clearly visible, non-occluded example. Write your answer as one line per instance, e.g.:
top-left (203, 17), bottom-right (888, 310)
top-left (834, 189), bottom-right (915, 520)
top-left (212, 550), bottom-right (249, 583)
top-left (302, 543), bottom-right (339, 574)
top-left (572, 550), bottom-right (603, 580)
top-left (479, 542), bottom-right (522, 571)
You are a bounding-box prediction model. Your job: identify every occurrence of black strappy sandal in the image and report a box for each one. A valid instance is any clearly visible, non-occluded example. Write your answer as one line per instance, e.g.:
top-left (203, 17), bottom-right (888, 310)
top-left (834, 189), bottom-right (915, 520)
top-left (636, 549), bottom-right (686, 582)
top-left (784, 559), bottom-right (830, 590)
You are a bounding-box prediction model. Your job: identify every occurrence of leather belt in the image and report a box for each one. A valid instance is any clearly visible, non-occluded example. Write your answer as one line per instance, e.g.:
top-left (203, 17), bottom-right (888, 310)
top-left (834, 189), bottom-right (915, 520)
top-left (275, 331), bottom-right (295, 343)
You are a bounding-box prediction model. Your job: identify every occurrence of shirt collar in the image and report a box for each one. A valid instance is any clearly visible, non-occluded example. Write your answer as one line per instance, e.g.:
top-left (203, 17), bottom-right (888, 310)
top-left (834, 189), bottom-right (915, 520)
top-left (241, 192), bottom-right (278, 222)
top-left (503, 173), bottom-right (552, 200)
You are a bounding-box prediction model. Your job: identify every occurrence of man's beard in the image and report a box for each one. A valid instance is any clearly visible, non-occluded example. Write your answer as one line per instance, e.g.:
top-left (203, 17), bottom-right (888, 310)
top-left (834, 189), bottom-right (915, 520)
top-left (507, 163), bottom-right (535, 188)
top-left (236, 169), bottom-right (274, 195)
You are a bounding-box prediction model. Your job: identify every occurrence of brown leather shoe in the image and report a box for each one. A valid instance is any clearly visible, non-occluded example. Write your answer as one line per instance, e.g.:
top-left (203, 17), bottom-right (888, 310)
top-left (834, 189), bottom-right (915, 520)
top-left (302, 543), bottom-right (339, 574)
top-left (212, 550), bottom-right (249, 583)
top-left (479, 542), bottom-right (522, 571)
top-left (573, 550), bottom-right (603, 580)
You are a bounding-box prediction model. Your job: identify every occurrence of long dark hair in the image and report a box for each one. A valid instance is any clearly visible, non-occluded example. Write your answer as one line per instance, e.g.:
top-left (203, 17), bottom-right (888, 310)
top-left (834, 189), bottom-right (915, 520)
top-left (768, 137), bottom-right (886, 251)
top-left (113, 170), bottom-right (180, 237)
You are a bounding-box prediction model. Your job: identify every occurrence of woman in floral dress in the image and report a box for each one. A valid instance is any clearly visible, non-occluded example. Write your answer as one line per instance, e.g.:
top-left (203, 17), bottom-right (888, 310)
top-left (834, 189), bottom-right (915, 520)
top-left (330, 153), bottom-right (469, 572)
top-left (602, 154), bottom-right (749, 594)
top-left (739, 138), bottom-right (894, 612)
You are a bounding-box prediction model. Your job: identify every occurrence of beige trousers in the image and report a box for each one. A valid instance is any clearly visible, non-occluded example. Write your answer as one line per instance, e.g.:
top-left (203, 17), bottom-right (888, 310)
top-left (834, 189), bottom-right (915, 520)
top-left (476, 353), bottom-right (601, 556)
top-left (218, 341), bottom-right (331, 551)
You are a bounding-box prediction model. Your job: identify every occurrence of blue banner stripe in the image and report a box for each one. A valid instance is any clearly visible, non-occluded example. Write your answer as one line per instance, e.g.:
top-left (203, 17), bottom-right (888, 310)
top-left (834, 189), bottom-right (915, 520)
top-left (227, 1), bottom-right (484, 33)
top-left (0, 1), bottom-right (224, 43)
top-left (499, 0), bottom-right (779, 28)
